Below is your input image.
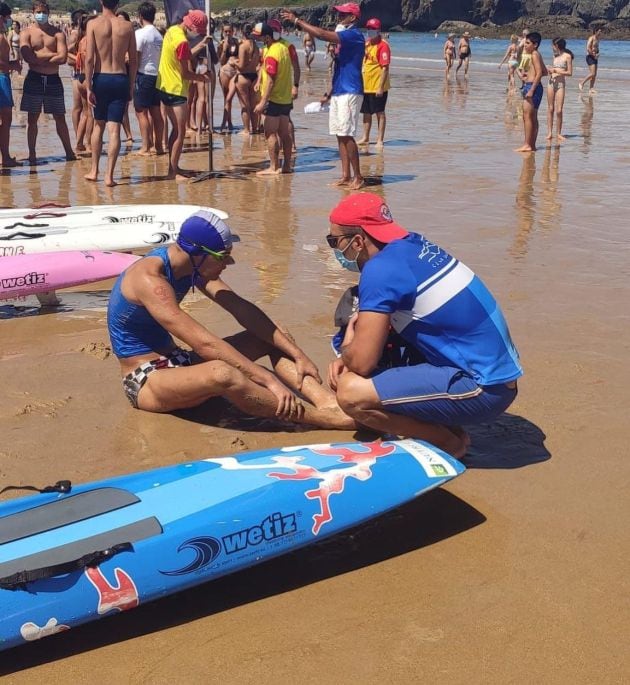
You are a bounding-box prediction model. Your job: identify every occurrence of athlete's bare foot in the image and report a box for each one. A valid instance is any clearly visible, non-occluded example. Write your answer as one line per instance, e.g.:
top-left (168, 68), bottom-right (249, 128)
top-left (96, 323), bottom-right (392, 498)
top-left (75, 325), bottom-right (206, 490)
top-left (84, 172), bottom-right (98, 182)
top-left (28, 156), bottom-right (37, 165)
top-left (153, 147), bottom-right (166, 155)
top-left (330, 178), bottom-right (350, 187)
top-left (349, 177), bottom-right (365, 190)
top-left (104, 177), bottom-right (118, 187)
top-left (125, 137), bottom-right (134, 146)
top-left (1, 157), bottom-right (20, 168)
top-left (514, 145), bottom-right (535, 153)
top-left (546, 133), bottom-right (553, 140)
top-left (578, 82), bottom-right (584, 92)
top-left (256, 167), bottom-right (282, 176)
top-left (65, 152), bottom-right (78, 161)
top-left (75, 144), bottom-right (86, 153)
top-left (281, 166), bottom-right (293, 174)
top-left (356, 138), bottom-right (369, 146)
top-left (132, 149), bottom-right (153, 157)
top-left (589, 89), bottom-right (597, 95)
top-left (375, 140), bottom-right (384, 149)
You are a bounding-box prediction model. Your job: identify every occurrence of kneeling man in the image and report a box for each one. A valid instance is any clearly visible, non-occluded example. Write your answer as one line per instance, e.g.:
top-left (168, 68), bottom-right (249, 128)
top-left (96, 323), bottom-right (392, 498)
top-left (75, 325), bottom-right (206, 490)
top-left (108, 210), bottom-right (354, 429)
top-left (326, 193), bottom-right (522, 457)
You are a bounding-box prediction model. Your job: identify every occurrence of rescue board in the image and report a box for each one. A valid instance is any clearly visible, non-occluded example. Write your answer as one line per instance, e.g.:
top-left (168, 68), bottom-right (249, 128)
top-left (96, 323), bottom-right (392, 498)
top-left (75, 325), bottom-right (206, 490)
top-left (0, 251), bottom-right (139, 300)
top-left (0, 204), bottom-right (228, 257)
top-left (0, 439), bottom-right (464, 651)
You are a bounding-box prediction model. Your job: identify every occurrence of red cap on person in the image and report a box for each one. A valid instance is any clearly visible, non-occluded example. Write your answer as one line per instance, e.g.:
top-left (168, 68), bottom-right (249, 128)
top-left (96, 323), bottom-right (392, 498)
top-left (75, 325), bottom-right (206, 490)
top-left (182, 9), bottom-right (208, 34)
top-left (333, 3), bottom-right (361, 18)
top-left (329, 193), bottom-right (409, 244)
top-left (267, 18), bottom-right (282, 33)
top-left (365, 18), bottom-right (382, 31)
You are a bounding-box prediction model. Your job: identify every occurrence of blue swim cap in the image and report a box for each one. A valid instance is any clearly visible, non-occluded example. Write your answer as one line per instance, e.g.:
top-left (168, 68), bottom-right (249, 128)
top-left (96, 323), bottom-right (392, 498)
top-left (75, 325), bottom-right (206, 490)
top-left (176, 210), bottom-right (238, 256)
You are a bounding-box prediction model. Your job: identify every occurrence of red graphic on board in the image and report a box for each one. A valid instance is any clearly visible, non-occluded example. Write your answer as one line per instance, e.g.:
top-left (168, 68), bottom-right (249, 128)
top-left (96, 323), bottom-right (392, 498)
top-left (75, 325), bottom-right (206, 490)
top-left (85, 567), bottom-right (140, 615)
top-left (268, 442), bottom-right (395, 535)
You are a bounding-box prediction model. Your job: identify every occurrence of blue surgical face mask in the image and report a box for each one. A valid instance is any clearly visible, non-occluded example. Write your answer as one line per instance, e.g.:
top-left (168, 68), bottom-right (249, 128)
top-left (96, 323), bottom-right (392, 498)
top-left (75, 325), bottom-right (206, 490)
top-left (34, 12), bottom-right (48, 23)
top-left (333, 238), bottom-right (360, 272)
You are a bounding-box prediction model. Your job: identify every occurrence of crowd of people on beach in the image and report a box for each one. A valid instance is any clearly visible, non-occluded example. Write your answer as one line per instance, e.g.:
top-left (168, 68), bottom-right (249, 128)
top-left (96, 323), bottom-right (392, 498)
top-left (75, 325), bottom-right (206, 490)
top-left (0, 0), bottom-right (604, 176)
top-left (1, 3), bottom-right (610, 454)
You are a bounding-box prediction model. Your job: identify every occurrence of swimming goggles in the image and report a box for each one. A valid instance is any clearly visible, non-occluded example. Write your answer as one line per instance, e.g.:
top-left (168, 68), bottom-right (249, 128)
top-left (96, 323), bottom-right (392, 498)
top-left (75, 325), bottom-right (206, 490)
top-left (191, 243), bottom-right (232, 262)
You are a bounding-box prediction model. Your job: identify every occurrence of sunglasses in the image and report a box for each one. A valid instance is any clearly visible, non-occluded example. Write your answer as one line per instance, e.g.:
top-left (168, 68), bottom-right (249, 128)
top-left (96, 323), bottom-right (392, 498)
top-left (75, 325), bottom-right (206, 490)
top-left (191, 243), bottom-right (231, 262)
top-left (325, 233), bottom-right (359, 249)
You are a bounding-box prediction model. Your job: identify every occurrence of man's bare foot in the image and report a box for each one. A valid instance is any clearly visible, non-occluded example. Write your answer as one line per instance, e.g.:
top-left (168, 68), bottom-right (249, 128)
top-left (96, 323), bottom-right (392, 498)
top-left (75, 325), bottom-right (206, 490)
top-left (557, 134), bottom-right (567, 142)
top-left (514, 145), bottom-right (535, 153)
top-left (256, 167), bottom-right (281, 176)
top-left (175, 174), bottom-right (190, 182)
top-left (153, 147), bottom-right (166, 155)
top-left (375, 141), bottom-right (384, 149)
top-left (1, 157), bottom-right (20, 168)
top-left (65, 152), bottom-right (78, 161)
top-left (75, 144), bottom-right (86, 153)
top-left (349, 177), bottom-right (365, 190)
top-left (28, 156), bottom-right (37, 165)
top-left (330, 178), bottom-right (350, 187)
top-left (125, 137), bottom-right (134, 146)
top-left (356, 138), bottom-right (368, 146)
top-left (578, 82), bottom-right (584, 92)
top-left (132, 149), bottom-right (153, 157)
top-left (104, 177), bottom-right (118, 187)
top-left (545, 133), bottom-right (553, 140)
top-left (84, 172), bottom-right (98, 182)
top-left (589, 89), bottom-right (597, 95)
top-left (281, 166), bottom-right (293, 174)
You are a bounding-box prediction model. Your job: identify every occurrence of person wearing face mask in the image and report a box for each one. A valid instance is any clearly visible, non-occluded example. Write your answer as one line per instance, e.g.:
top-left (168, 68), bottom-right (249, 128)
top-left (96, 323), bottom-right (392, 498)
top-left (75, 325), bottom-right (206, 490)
top-left (19, 0), bottom-right (76, 164)
top-left (357, 18), bottom-right (390, 149)
top-left (107, 210), bottom-right (355, 431)
top-left (281, 3), bottom-right (365, 189)
top-left (325, 192), bottom-right (522, 459)
top-left (156, 9), bottom-right (211, 180)
top-left (0, 2), bottom-right (19, 167)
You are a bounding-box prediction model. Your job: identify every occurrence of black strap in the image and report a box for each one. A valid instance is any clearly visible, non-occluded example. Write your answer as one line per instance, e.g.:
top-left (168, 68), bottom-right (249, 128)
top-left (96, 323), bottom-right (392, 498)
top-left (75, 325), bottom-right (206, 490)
top-left (0, 231), bottom-right (47, 241)
top-left (3, 222), bottom-right (49, 230)
top-left (0, 480), bottom-right (72, 497)
top-left (0, 542), bottom-right (133, 590)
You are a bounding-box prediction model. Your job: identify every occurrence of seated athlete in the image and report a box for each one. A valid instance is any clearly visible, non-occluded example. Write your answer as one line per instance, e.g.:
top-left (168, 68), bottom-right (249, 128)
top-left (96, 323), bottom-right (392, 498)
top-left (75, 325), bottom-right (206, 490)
top-left (325, 193), bottom-right (523, 458)
top-left (107, 210), bottom-right (355, 430)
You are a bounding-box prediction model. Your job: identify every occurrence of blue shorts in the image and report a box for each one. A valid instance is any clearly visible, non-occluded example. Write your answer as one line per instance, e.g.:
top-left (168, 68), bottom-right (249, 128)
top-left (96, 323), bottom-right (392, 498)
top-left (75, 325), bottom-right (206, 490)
top-left (134, 72), bottom-right (161, 110)
top-left (92, 73), bottom-right (129, 123)
top-left (0, 73), bottom-right (13, 108)
top-left (372, 363), bottom-right (518, 426)
top-left (521, 82), bottom-right (543, 110)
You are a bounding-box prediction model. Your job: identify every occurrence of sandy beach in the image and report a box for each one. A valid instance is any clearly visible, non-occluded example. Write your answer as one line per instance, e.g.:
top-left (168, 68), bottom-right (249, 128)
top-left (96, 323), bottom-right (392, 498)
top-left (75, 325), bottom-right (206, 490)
top-left (1, 53), bottom-right (629, 682)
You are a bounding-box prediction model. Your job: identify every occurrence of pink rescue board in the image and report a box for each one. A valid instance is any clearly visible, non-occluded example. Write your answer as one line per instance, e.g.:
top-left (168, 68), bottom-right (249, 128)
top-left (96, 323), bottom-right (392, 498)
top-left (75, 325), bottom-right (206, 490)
top-left (0, 250), bottom-right (139, 300)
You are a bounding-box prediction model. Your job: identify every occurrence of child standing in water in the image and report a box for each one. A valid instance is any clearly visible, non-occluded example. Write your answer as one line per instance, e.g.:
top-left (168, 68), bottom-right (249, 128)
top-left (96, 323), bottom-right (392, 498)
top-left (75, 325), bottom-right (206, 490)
top-left (515, 32), bottom-right (547, 153)
top-left (546, 38), bottom-right (573, 142)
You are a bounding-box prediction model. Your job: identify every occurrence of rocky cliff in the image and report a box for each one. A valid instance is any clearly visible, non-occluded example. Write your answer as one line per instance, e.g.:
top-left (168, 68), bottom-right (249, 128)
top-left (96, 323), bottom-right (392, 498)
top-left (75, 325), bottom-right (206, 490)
top-left (225, 0), bottom-right (630, 38)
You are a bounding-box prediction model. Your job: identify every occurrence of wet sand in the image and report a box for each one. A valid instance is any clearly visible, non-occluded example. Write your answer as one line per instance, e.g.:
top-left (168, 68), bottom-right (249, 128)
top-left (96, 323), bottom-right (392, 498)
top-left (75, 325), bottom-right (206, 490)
top-left (1, 61), bottom-right (629, 682)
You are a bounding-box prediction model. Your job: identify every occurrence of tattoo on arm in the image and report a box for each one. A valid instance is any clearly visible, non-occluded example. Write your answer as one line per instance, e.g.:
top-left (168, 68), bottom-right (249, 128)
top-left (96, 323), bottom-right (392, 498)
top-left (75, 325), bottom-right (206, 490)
top-left (154, 285), bottom-right (171, 302)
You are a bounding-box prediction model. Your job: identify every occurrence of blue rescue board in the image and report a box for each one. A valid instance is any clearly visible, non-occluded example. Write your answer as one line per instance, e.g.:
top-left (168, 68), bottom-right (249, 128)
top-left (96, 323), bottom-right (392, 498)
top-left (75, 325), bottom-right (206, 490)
top-left (0, 439), bottom-right (465, 650)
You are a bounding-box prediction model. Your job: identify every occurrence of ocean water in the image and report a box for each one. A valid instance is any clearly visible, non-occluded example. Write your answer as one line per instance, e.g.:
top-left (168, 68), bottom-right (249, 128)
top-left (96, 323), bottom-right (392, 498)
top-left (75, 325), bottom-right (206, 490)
top-left (295, 32), bottom-right (630, 79)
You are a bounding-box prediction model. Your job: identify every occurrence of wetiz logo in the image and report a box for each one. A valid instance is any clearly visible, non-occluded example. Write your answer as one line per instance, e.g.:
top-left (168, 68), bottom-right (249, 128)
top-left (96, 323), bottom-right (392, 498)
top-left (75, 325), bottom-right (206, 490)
top-left (2, 272), bottom-right (46, 289)
top-left (105, 214), bottom-right (154, 224)
top-left (222, 512), bottom-right (297, 554)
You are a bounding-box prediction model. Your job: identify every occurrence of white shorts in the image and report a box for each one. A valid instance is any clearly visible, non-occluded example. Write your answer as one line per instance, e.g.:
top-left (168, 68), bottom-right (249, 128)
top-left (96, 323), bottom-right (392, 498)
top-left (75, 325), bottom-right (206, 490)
top-left (329, 93), bottom-right (361, 137)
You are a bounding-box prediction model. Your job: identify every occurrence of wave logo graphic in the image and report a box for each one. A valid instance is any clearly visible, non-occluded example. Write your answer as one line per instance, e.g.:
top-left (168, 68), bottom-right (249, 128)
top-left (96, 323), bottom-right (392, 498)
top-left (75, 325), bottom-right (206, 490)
top-left (159, 536), bottom-right (222, 576)
top-left (144, 232), bottom-right (171, 245)
top-left (207, 442), bottom-right (396, 536)
top-left (85, 566), bottom-right (140, 614)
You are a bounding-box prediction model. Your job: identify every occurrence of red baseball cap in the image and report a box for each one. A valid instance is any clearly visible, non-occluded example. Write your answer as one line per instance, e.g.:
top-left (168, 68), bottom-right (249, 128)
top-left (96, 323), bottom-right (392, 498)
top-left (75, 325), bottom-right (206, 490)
top-left (333, 3), bottom-right (361, 18)
top-left (329, 193), bottom-right (409, 244)
top-left (365, 18), bottom-right (381, 31)
top-left (183, 9), bottom-right (208, 35)
top-left (267, 18), bottom-right (282, 33)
